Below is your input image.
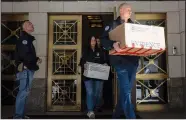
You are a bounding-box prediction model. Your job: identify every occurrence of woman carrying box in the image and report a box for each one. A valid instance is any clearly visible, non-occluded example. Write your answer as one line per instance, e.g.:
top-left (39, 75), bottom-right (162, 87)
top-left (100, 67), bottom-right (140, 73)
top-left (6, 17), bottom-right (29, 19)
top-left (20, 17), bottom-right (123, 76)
top-left (79, 36), bottom-right (107, 119)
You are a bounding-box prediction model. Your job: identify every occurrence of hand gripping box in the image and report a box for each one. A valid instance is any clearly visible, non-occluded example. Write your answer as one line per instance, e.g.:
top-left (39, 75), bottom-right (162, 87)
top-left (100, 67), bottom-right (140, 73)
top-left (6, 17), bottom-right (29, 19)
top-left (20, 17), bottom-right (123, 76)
top-left (83, 62), bottom-right (110, 80)
top-left (109, 23), bottom-right (166, 56)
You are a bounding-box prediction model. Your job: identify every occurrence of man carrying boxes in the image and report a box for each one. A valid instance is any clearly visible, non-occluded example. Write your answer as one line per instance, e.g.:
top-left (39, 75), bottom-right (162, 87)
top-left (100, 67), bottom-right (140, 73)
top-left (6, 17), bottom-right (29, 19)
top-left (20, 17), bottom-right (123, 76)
top-left (100, 2), bottom-right (165, 119)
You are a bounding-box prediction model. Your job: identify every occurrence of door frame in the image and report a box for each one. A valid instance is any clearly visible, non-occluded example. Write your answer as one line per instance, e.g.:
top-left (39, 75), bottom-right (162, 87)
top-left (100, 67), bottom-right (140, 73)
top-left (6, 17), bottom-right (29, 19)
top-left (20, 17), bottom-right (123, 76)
top-left (47, 15), bottom-right (82, 111)
top-left (134, 13), bottom-right (168, 112)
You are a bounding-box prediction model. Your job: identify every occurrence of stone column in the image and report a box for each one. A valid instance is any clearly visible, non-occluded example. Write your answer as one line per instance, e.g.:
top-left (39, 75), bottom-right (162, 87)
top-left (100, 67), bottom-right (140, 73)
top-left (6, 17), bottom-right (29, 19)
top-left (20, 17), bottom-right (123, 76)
top-left (179, 1), bottom-right (185, 112)
top-left (166, 1), bottom-right (185, 111)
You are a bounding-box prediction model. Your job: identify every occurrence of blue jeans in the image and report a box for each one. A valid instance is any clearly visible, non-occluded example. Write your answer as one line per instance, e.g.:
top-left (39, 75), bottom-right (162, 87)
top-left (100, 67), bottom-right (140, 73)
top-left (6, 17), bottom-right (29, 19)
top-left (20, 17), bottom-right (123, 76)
top-left (84, 79), bottom-right (104, 112)
top-left (14, 69), bottom-right (35, 119)
top-left (112, 64), bottom-right (138, 119)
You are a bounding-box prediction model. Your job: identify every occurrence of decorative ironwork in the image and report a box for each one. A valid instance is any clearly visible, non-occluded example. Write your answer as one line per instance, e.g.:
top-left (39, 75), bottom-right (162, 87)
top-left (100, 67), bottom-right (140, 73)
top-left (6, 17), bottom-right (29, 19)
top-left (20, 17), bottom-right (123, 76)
top-left (1, 14), bottom-right (28, 106)
top-left (137, 52), bottom-right (167, 75)
top-left (53, 20), bottom-right (78, 45)
top-left (48, 15), bottom-right (82, 111)
top-left (135, 16), bottom-right (168, 107)
top-left (52, 50), bottom-right (77, 75)
top-left (52, 79), bottom-right (78, 106)
top-left (1, 15), bottom-right (27, 77)
top-left (1, 21), bottom-right (23, 45)
top-left (136, 79), bottom-right (167, 104)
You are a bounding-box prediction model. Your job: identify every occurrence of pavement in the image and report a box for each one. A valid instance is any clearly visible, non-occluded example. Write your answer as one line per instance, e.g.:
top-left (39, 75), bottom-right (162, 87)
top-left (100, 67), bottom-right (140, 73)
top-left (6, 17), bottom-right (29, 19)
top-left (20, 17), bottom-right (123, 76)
top-left (1, 106), bottom-right (186, 119)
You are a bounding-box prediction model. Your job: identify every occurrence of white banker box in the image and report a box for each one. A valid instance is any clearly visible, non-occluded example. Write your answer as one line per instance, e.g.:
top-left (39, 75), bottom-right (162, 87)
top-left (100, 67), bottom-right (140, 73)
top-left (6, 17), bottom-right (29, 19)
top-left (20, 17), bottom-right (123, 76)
top-left (83, 62), bottom-right (110, 80)
top-left (109, 23), bottom-right (166, 56)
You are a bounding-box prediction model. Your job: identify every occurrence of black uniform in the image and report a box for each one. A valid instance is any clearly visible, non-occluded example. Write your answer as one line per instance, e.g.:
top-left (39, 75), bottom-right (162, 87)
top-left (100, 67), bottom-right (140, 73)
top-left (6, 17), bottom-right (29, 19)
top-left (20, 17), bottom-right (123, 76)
top-left (79, 46), bottom-right (107, 79)
top-left (100, 17), bottom-right (140, 67)
top-left (80, 47), bottom-right (106, 67)
top-left (99, 46), bottom-right (110, 65)
top-left (15, 31), bottom-right (39, 72)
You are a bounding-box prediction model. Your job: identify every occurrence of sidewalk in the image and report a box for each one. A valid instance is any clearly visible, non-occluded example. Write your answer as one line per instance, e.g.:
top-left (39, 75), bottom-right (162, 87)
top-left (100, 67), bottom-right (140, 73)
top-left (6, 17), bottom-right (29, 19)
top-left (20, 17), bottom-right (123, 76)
top-left (1, 106), bottom-right (186, 119)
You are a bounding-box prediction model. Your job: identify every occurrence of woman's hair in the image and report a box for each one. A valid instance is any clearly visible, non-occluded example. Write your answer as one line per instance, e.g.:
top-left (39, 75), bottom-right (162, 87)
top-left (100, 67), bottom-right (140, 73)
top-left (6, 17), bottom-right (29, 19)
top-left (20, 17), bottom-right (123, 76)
top-left (87, 36), bottom-right (98, 50)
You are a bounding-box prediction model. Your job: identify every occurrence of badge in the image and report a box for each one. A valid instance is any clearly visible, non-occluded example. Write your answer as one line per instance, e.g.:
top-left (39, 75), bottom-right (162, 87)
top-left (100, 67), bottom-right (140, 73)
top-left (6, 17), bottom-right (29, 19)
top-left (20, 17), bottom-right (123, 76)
top-left (105, 26), bottom-right (109, 31)
top-left (22, 40), bottom-right (27, 45)
top-left (96, 52), bottom-right (99, 56)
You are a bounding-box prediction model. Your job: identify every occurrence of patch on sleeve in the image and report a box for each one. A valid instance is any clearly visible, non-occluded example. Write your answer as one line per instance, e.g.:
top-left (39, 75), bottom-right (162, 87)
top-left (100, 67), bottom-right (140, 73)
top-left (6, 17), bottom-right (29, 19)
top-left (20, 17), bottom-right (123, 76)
top-left (105, 26), bottom-right (110, 31)
top-left (22, 40), bottom-right (28, 45)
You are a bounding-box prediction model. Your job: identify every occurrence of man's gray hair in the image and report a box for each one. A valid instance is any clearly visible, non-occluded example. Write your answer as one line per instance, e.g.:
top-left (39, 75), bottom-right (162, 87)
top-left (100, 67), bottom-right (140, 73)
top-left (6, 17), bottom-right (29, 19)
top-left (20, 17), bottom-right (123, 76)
top-left (118, 3), bottom-right (131, 10)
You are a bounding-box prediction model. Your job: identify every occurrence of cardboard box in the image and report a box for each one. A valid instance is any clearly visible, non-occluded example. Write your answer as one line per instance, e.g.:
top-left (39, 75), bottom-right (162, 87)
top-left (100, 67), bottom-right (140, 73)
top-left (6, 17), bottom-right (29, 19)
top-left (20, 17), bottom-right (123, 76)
top-left (83, 62), bottom-right (110, 80)
top-left (109, 23), bottom-right (166, 56)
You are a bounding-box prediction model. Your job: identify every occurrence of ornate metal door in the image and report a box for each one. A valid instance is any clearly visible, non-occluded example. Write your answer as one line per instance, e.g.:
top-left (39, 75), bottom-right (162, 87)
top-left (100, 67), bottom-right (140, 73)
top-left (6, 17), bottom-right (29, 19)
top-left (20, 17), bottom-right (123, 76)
top-left (134, 13), bottom-right (168, 111)
top-left (1, 14), bottom-right (28, 106)
top-left (47, 15), bottom-right (82, 111)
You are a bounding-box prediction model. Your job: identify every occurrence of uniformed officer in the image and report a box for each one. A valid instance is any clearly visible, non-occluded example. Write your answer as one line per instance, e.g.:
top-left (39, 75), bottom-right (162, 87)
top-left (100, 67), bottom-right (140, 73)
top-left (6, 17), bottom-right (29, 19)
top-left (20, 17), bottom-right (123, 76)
top-left (14, 20), bottom-right (42, 119)
top-left (100, 3), bottom-right (139, 119)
